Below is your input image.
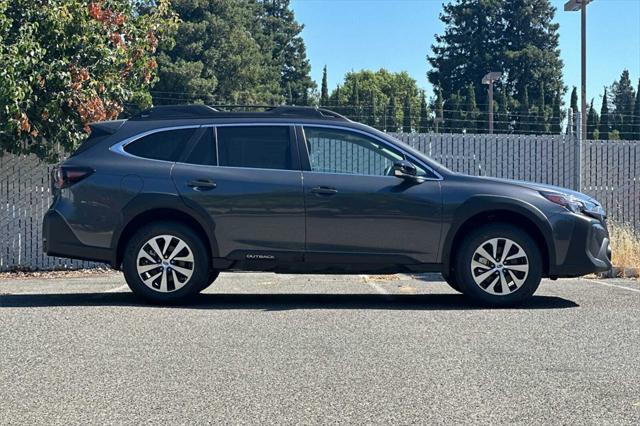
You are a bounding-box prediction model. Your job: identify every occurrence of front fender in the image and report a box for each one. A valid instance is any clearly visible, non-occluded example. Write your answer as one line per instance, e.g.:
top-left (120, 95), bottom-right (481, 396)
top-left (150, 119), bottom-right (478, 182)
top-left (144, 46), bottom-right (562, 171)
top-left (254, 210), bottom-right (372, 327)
top-left (440, 195), bottom-right (556, 274)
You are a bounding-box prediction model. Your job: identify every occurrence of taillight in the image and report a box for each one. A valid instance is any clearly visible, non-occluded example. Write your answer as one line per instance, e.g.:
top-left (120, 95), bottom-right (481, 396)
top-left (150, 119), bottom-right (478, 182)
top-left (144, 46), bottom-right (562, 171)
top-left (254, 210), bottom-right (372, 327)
top-left (51, 166), bottom-right (94, 190)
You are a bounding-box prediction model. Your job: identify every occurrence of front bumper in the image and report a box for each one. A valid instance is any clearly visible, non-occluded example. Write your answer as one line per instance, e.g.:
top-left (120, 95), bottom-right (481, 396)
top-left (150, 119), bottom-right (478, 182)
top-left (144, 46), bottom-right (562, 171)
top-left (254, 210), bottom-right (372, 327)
top-left (549, 212), bottom-right (612, 277)
top-left (43, 209), bottom-right (114, 265)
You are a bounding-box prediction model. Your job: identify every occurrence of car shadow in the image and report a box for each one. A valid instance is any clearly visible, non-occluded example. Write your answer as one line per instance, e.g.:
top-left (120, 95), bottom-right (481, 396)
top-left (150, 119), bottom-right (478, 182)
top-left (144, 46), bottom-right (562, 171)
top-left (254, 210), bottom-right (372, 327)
top-left (0, 292), bottom-right (579, 311)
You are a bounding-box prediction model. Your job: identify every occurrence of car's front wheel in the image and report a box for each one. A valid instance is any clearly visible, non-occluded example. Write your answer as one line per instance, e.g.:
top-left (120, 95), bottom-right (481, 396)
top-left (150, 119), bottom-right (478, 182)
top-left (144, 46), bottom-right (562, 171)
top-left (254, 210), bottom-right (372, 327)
top-left (454, 224), bottom-right (542, 306)
top-left (122, 222), bottom-right (209, 304)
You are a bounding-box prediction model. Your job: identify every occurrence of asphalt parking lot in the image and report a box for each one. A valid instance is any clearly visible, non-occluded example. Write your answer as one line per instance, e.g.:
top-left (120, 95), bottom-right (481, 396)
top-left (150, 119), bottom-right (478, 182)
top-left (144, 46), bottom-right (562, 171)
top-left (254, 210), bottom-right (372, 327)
top-left (1, 272), bottom-right (639, 424)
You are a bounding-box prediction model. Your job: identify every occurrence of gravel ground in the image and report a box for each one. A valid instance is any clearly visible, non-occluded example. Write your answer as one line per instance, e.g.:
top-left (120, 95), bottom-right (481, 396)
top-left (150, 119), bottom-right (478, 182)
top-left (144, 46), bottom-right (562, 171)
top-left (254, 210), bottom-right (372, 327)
top-left (1, 272), bottom-right (639, 425)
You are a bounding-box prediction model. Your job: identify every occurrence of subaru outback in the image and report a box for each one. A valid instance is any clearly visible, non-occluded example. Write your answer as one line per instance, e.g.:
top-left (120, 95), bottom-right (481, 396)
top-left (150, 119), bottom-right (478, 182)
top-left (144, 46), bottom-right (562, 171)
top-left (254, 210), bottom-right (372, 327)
top-left (43, 105), bottom-right (612, 305)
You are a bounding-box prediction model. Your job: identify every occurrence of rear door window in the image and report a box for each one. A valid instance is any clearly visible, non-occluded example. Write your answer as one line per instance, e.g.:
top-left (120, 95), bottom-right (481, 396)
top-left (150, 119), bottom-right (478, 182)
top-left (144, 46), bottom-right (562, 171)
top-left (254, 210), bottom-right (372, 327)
top-left (124, 128), bottom-right (196, 161)
top-left (216, 126), bottom-right (294, 170)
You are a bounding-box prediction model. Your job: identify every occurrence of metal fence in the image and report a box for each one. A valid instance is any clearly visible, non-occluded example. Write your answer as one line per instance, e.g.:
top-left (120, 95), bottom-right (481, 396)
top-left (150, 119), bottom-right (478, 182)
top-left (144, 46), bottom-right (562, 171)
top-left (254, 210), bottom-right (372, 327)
top-left (1, 133), bottom-right (639, 271)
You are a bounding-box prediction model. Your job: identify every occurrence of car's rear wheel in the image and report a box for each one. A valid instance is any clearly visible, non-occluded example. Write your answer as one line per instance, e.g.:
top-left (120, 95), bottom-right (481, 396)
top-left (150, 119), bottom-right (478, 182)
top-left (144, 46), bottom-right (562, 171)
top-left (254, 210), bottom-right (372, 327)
top-left (122, 222), bottom-right (209, 304)
top-left (454, 224), bottom-right (542, 306)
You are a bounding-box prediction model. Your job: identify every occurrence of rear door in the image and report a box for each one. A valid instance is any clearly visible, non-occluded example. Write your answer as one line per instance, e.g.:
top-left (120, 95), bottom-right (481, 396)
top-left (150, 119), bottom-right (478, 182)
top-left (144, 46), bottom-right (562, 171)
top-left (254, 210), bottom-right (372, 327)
top-left (171, 124), bottom-right (305, 262)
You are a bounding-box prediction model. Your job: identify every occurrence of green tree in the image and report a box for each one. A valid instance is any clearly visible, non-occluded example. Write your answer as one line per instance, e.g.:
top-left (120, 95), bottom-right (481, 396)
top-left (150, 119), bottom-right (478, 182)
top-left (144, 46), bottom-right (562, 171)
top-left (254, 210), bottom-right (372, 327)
top-left (465, 83), bottom-right (479, 133)
top-left (368, 90), bottom-right (378, 128)
top-left (550, 90), bottom-right (562, 134)
top-left (535, 82), bottom-right (547, 134)
top-left (320, 65), bottom-right (329, 106)
top-left (501, 0), bottom-right (564, 109)
top-left (586, 99), bottom-right (599, 140)
top-left (633, 79), bottom-right (640, 140)
top-left (155, 0), bottom-right (274, 105)
top-left (428, 0), bottom-right (564, 121)
top-left (599, 88), bottom-right (611, 139)
top-left (610, 69), bottom-right (636, 139)
top-left (257, 0), bottom-right (315, 105)
top-left (570, 86), bottom-right (578, 114)
top-left (428, 0), bottom-right (503, 108)
top-left (0, 0), bottom-right (177, 160)
top-left (434, 87), bottom-right (444, 132)
top-left (516, 86), bottom-right (530, 133)
top-left (445, 90), bottom-right (463, 133)
top-left (495, 89), bottom-right (510, 133)
top-left (402, 95), bottom-right (412, 133)
top-left (387, 95), bottom-right (398, 132)
top-left (331, 69), bottom-right (421, 126)
top-left (419, 90), bottom-right (430, 133)
top-left (349, 77), bottom-right (360, 119)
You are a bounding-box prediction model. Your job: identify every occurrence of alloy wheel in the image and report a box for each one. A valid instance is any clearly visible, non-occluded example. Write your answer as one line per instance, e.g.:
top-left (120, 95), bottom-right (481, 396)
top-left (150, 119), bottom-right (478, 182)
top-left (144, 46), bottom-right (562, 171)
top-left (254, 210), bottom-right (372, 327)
top-left (136, 234), bottom-right (195, 293)
top-left (470, 237), bottom-right (529, 295)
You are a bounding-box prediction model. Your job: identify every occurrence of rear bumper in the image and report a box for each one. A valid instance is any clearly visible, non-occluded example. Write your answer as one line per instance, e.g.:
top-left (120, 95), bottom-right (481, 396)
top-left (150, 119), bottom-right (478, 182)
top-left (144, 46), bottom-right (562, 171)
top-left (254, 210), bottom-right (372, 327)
top-left (549, 213), bottom-right (612, 277)
top-left (43, 209), bottom-right (114, 265)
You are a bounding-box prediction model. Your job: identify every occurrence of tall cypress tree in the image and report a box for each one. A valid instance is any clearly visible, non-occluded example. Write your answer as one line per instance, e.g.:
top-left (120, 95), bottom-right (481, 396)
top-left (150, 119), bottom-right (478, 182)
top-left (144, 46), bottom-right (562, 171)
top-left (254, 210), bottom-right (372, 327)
top-left (587, 99), bottom-right (599, 139)
top-left (320, 65), bottom-right (329, 106)
top-left (369, 90), bottom-right (378, 128)
top-left (550, 89), bottom-right (562, 134)
top-left (402, 95), bottom-right (412, 133)
top-left (570, 86), bottom-right (578, 115)
top-left (610, 69), bottom-right (635, 139)
top-left (349, 77), bottom-right (360, 119)
top-left (419, 91), bottom-right (429, 133)
top-left (633, 79), bottom-right (640, 140)
top-left (517, 86), bottom-right (530, 133)
top-left (536, 82), bottom-right (547, 134)
top-left (465, 83), bottom-right (479, 133)
top-left (495, 89), bottom-right (509, 133)
top-left (388, 95), bottom-right (399, 132)
top-left (599, 88), bottom-right (611, 139)
top-left (434, 87), bottom-right (444, 133)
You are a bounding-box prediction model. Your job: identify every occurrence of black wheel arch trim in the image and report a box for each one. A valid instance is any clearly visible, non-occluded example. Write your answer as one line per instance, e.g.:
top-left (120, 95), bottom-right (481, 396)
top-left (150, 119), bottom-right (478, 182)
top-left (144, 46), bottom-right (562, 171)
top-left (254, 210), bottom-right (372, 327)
top-left (441, 195), bottom-right (556, 274)
top-left (110, 192), bottom-right (219, 267)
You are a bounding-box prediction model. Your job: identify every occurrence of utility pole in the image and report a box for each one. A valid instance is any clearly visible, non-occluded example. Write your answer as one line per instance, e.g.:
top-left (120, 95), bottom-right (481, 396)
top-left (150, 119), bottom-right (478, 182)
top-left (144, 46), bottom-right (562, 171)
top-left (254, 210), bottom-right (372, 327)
top-left (565, 0), bottom-right (592, 140)
top-left (482, 72), bottom-right (502, 134)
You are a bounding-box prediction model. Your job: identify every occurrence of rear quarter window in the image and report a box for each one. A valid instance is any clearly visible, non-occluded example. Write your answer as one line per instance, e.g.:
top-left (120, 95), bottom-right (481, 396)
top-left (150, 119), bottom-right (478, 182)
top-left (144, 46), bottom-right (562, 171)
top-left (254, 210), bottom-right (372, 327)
top-left (124, 128), bottom-right (196, 161)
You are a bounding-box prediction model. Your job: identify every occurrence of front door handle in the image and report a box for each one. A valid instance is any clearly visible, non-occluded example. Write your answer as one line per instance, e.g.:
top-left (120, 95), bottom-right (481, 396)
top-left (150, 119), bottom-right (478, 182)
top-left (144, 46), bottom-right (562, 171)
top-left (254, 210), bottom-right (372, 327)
top-left (310, 186), bottom-right (338, 195)
top-left (187, 179), bottom-right (217, 190)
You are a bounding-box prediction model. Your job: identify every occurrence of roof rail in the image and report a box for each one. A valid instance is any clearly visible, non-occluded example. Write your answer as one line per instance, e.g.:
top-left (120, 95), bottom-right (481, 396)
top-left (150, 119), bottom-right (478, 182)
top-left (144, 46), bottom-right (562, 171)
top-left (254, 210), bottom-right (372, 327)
top-left (131, 105), bottom-right (220, 120)
top-left (129, 104), bottom-right (349, 122)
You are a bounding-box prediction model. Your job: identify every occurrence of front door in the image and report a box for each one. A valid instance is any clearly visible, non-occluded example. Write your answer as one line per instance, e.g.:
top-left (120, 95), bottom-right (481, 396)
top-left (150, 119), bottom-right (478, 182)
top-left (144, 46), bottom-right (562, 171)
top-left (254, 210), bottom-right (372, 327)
top-left (301, 126), bottom-right (442, 265)
top-left (172, 125), bottom-right (305, 263)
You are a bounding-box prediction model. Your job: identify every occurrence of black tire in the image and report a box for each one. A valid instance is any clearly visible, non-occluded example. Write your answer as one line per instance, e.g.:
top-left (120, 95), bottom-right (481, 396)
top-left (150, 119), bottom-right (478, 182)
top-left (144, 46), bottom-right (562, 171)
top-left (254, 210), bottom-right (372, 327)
top-left (454, 224), bottom-right (542, 306)
top-left (441, 270), bottom-right (462, 293)
top-left (122, 221), bottom-right (210, 304)
top-left (199, 270), bottom-right (220, 292)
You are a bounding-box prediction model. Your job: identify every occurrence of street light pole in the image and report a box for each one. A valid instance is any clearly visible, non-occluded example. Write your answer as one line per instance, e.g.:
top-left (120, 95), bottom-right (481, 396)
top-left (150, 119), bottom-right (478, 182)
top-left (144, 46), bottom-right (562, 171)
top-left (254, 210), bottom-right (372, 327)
top-left (482, 72), bottom-right (502, 134)
top-left (565, 0), bottom-right (592, 140)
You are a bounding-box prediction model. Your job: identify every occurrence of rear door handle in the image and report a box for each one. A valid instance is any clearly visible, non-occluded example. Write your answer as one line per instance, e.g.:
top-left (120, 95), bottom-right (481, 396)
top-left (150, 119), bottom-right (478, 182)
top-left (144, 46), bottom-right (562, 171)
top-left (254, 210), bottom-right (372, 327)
top-left (187, 179), bottom-right (217, 190)
top-left (310, 186), bottom-right (338, 195)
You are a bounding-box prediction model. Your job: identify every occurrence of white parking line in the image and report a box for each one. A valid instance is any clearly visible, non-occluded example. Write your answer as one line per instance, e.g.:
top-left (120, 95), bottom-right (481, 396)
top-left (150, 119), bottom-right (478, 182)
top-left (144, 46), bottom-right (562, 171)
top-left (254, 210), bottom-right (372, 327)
top-left (364, 280), bottom-right (393, 300)
top-left (104, 284), bottom-right (129, 293)
top-left (587, 279), bottom-right (640, 294)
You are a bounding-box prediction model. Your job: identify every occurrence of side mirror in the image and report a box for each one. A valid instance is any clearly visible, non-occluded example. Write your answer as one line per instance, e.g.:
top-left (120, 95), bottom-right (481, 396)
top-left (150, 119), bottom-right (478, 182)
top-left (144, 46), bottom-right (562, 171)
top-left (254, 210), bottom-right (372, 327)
top-left (392, 160), bottom-right (420, 180)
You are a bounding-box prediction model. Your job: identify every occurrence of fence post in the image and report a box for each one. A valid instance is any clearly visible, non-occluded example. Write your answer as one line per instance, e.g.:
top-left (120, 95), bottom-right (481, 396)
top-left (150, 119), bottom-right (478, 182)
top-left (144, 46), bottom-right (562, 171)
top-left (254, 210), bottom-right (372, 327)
top-left (574, 110), bottom-right (583, 192)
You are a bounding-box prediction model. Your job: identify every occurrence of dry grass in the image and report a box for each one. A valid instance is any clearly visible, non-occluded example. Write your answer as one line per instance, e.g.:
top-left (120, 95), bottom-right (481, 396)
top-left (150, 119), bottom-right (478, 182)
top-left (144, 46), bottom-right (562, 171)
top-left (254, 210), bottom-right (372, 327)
top-left (608, 222), bottom-right (640, 271)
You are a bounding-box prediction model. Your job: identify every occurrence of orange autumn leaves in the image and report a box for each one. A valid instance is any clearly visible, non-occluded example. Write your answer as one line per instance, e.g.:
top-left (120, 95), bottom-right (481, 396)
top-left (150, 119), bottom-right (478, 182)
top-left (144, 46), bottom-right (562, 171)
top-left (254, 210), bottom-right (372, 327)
top-left (5, 0), bottom-right (176, 159)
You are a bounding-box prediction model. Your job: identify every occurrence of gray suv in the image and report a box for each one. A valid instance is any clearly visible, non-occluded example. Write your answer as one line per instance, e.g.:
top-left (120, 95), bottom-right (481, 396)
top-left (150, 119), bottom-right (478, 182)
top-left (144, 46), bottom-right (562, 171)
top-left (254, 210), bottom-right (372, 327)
top-left (43, 105), bottom-right (612, 305)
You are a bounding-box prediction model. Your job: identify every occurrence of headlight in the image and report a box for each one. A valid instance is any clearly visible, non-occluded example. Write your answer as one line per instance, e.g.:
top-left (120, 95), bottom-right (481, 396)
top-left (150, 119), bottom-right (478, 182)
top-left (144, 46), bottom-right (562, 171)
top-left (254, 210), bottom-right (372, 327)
top-left (540, 191), bottom-right (585, 213)
top-left (540, 191), bottom-right (606, 218)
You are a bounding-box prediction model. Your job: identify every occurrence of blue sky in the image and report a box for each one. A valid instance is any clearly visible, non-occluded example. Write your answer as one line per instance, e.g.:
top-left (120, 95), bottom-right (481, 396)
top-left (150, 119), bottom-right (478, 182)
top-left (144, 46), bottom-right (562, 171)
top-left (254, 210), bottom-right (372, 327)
top-left (290, 0), bottom-right (640, 110)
